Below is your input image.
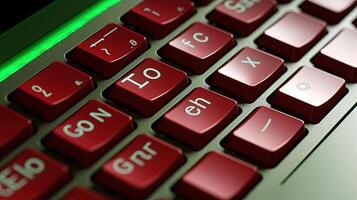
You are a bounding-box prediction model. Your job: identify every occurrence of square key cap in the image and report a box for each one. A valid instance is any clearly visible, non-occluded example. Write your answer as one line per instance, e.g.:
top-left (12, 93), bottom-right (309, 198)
top-left (107, 58), bottom-right (189, 117)
top-left (160, 22), bottom-right (235, 74)
top-left (300, 0), bottom-right (357, 24)
top-left (174, 151), bottom-right (260, 200)
top-left (122, 0), bottom-right (195, 39)
top-left (94, 134), bottom-right (184, 200)
top-left (270, 66), bottom-right (346, 123)
top-left (0, 105), bottom-right (33, 157)
top-left (11, 62), bottom-right (94, 121)
top-left (156, 87), bottom-right (239, 150)
top-left (223, 106), bottom-right (305, 167)
top-left (210, 47), bottom-right (284, 102)
top-left (46, 100), bottom-right (134, 166)
top-left (0, 148), bottom-right (70, 200)
top-left (313, 29), bottom-right (357, 82)
top-left (207, 0), bottom-right (277, 36)
top-left (256, 12), bottom-right (327, 61)
top-left (68, 23), bottom-right (147, 78)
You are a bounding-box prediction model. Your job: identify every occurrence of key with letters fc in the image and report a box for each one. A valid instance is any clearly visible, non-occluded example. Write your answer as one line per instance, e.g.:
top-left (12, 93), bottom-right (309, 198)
top-left (160, 22), bottom-right (235, 74)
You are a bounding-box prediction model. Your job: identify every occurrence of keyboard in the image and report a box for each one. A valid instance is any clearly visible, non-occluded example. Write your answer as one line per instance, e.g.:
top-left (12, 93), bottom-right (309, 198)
top-left (0, 0), bottom-right (356, 199)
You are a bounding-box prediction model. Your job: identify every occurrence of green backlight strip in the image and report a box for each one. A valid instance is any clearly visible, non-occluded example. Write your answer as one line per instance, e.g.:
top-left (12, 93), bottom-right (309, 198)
top-left (0, 0), bottom-right (121, 83)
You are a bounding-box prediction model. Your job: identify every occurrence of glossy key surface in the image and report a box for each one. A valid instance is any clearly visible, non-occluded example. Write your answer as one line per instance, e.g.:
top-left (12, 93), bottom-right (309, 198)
top-left (107, 58), bottom-right (188, 117)
top-left (174, 151), bottom-right (260, 200)
top-left (68, 23), bottom-right (147, 78)
top-left (210, 47), bottom-right (284, 102)
top-left (46, 100), bottom-right (134, 166)
top-left (0, 105), bottom-right (33, 157)
top-left (0, 148), bottom-right (69, 200)
top-left (313, 29), bottom-right (357, 82)
top-left (224, 106), bottom-right (305, 167)
top-left (11, 62), bottom-right (94, 121)
top-left (300, 0), bottom-right (357, 24)
top-left (160, 22), bottom-right (235, 74)
top-left (156, 87), bottom-right (238, 150)
top-left (95, 134), bottom-right (184, 200)
top-left (122, 0), bottom-right (195, 39)
top-left (256, 12), bottom-right (327, 61)
top-left (62, 187), bottom-right (111, 200)
top-left (207, 0), bottom-right (277, 36)
top-left (270, 66), bottom-right (346, 123)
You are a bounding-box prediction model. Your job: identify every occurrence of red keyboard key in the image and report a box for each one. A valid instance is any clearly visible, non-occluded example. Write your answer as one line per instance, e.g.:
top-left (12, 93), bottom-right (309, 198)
top-left (160, 22), bottom-right (235, 74)
top-left (46, 100), bottom-right (134, 166)
top-left (313, 29), bottom-right (357, 82)
top-left (122, 0), bottom-right (195, 39)
top-left (174, 151), bottom-right (260, 200)
top-left (207, 0), bottom-right (277, 36)
top-left (0, 148), bottom-right (69, 200)
top-left (210, 47), bottom-right (284, 102)
top-left (300, 0), bottom-right (357, 24)
top-left (256, 12), bottom-right (327, 61)
top-left (68, 23), bottom-right (147, 78)
top-left (107, 58), bottom-right (188, 117)
top-left (156, 87), bottom-right (238, 150)
top-left (95, 134), bottom-right (184, 199)
top-left (62, 187), bottom-right (111, 200)
top-left (11, 62), bottom-right (94, 121)
top-left (270, 66), bottom-right (346, 123)
top-left (224, 106), bottom-right (305, 167)
top-left (0, 105), bottom-right (33, 157)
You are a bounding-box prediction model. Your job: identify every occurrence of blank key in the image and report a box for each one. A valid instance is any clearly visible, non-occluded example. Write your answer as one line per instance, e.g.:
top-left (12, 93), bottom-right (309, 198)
top-left (256, 12), bottom-right (327, 61)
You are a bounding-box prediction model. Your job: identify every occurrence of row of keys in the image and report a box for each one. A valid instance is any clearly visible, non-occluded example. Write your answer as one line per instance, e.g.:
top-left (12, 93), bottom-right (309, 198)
top-left (57, 0), bottom-right (357, 84)
top-left (4, 62), bottom-right (347, 160)
top-left (63, 10), bottom-right (355, 83)
top-left (5, 34), bottom-right (350, 168)
top-left (0, 105), bottom-right (304, 199)
top-left (14, 82), bottom-right (314, 168)
top-left (1, 143), bottom-right (260, 200)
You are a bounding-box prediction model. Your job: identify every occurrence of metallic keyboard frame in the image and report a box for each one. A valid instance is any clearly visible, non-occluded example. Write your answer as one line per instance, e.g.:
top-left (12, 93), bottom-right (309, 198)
top-left (1, 0), bottom-right (356, 199)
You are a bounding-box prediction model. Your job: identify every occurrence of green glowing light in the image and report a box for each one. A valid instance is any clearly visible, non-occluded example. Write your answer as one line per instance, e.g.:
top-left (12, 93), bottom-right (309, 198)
top-left (0, 0), bottom-right (121, 83)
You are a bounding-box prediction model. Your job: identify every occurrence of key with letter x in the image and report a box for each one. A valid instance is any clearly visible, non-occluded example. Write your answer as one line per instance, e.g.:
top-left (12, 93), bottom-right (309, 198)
top-left (241, 56), bottom-right (261, 68)
top-left (210, 47), bottom-right (284, 102)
